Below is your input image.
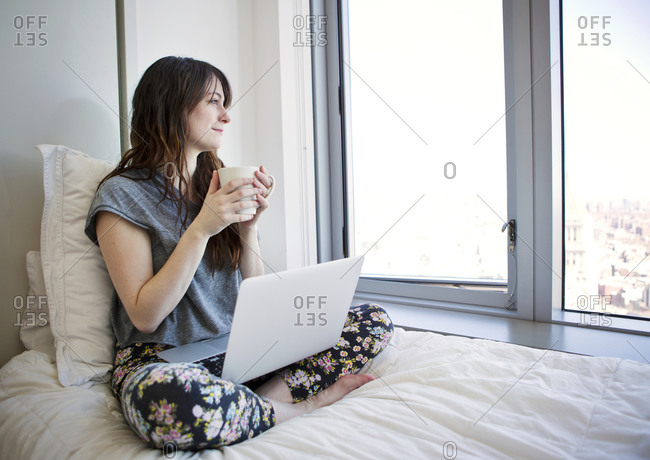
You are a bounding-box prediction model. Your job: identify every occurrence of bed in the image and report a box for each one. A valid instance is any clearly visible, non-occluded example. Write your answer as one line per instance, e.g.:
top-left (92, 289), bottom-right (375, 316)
top-left (1, 145), bottom-right (649, 459)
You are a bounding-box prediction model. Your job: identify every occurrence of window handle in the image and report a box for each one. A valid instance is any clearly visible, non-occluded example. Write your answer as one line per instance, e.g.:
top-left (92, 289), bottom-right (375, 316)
top-left (502, 219), bottom-right (516, 252)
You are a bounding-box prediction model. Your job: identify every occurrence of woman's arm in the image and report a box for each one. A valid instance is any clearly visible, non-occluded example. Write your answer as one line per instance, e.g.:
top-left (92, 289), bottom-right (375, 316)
top-left (96, 173), bottom-right (262, 334)
top-left (238, 224), bottom-right (264, 279)
top-left (96, 212), bottom-right (209, 333)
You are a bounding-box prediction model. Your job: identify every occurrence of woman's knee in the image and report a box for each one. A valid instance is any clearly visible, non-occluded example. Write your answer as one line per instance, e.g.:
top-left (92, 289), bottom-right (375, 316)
top-left (346, 303), bottom-right (394, 354)
top-left (351, 303), bottom-right (394, 331)
top-left (120, 362), bottom-right (274, 450)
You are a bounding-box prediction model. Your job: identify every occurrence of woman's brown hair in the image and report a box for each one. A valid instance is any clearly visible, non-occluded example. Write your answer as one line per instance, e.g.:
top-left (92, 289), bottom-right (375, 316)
top-left (99, 56), bottom-right (241, 273)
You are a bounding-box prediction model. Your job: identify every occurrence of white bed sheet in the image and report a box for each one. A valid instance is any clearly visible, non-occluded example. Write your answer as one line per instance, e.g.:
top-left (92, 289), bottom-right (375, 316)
top-left (1, 328), bottom-right (649, 460)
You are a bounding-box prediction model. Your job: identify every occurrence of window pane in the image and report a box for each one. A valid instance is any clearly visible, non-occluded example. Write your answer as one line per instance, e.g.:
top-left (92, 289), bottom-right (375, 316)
top-left (347, 0), bottom-right (508, 282)
top-left (563, 0), bottom-right (650, 319)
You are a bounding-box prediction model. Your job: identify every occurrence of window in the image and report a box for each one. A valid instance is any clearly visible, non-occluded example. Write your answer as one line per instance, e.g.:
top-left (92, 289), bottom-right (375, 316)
top-left (312, 0), bottom-right (532, 316)
top-left (562, 0), bottom-right (650, 321)
top-left (313, 0), bottom-right (649, 334)
top-left (345, 0), bottom-right (508, 284)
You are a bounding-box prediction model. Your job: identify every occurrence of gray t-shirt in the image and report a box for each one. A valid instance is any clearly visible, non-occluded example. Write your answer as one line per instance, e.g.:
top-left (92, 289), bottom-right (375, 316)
top-left (85, 168), bottom-right (241, 348)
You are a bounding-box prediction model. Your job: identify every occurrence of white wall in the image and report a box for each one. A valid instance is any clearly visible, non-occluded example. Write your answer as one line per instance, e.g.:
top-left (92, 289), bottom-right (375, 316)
top-left (250, 0), bottom-right (318, 272)
top-left (124, 0), bottom-right (256, 168)
top-left (0, 0), bottom-right (120, 366)
top-left (127, 0), bottom-right (317, 274)
top-left (0, 0), bottom-right (317, 365)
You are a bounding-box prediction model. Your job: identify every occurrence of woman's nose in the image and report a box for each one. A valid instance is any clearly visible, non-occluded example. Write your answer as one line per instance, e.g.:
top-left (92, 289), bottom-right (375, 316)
top-left (220, 108), bottom-right (231, 124)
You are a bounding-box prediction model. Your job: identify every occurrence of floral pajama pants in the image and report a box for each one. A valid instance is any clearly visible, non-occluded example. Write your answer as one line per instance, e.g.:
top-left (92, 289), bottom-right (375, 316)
top-left (111, 303), bottom-right (394, 451)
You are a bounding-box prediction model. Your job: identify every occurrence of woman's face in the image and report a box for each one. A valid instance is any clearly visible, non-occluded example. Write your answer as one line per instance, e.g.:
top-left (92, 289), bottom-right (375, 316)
top-left (185, 78), bottom-right (230, 156)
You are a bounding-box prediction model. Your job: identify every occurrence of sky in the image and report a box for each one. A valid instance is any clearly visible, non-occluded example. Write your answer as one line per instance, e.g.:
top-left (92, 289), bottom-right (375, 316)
top-left (347, 0), bottom-right (508, 278)
top-left (563, 0), bottom-right (650, 202)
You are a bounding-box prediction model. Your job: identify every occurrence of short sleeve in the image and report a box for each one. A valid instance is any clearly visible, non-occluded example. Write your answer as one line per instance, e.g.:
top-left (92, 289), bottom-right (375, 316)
top-left (84, 176), bottom-right (152, 244)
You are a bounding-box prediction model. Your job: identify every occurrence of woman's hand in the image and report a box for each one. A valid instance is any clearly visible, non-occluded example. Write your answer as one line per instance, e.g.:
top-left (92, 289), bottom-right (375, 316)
top-left (238, 166), bottom-right (273, 278)
top-left (192, 171), bottom-right (262, 239)
top-left (239, 165), bottom-right (273, 232)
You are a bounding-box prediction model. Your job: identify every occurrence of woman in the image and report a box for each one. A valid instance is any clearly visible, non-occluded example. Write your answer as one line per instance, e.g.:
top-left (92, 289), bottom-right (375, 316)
top-left (85, 56), bottom-right (393, 450)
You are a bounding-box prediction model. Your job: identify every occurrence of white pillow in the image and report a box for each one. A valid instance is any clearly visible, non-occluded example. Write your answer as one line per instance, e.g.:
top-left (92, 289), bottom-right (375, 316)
top-left (38, 144), bottom-right (117, 387)
top-left (19, 251), bottom-right (55, 361)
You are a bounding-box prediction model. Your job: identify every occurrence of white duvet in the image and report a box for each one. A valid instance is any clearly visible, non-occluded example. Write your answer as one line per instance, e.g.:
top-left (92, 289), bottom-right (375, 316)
top-left (1, 328), bottom-right (649, 460)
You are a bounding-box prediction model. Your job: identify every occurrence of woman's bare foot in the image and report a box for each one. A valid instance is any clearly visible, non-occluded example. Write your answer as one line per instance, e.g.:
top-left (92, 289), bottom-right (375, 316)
top-left (269, 373), bottom-right (374, 424)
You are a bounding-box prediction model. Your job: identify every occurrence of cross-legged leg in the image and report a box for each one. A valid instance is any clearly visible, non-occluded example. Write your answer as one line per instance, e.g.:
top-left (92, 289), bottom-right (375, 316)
top-left (276, 303), bottom-right (394, 402)
top-left (119, 361), bottom-right (275, 450)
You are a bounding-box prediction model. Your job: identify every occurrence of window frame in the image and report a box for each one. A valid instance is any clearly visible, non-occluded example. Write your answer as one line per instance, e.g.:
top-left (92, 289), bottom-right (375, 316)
top-left (311, 0), bottom-right (650, 335)
top-left (313, 0), bottom-right (532, 319)
top-left (542, 0), bottom-right (650, 334)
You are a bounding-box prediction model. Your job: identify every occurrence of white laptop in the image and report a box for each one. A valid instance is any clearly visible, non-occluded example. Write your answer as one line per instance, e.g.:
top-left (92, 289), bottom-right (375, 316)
top-left (157, 256), bottom-right (364, 383)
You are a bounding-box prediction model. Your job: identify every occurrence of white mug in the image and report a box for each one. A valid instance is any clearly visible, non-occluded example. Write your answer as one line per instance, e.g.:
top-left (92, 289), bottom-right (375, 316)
top-left (217, 166), bottom-right (275, 215)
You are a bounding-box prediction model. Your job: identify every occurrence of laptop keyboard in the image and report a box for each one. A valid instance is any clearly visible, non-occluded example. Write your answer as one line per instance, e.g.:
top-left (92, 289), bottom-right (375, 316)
top-left (196, 352), bottom-right (226, 377)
